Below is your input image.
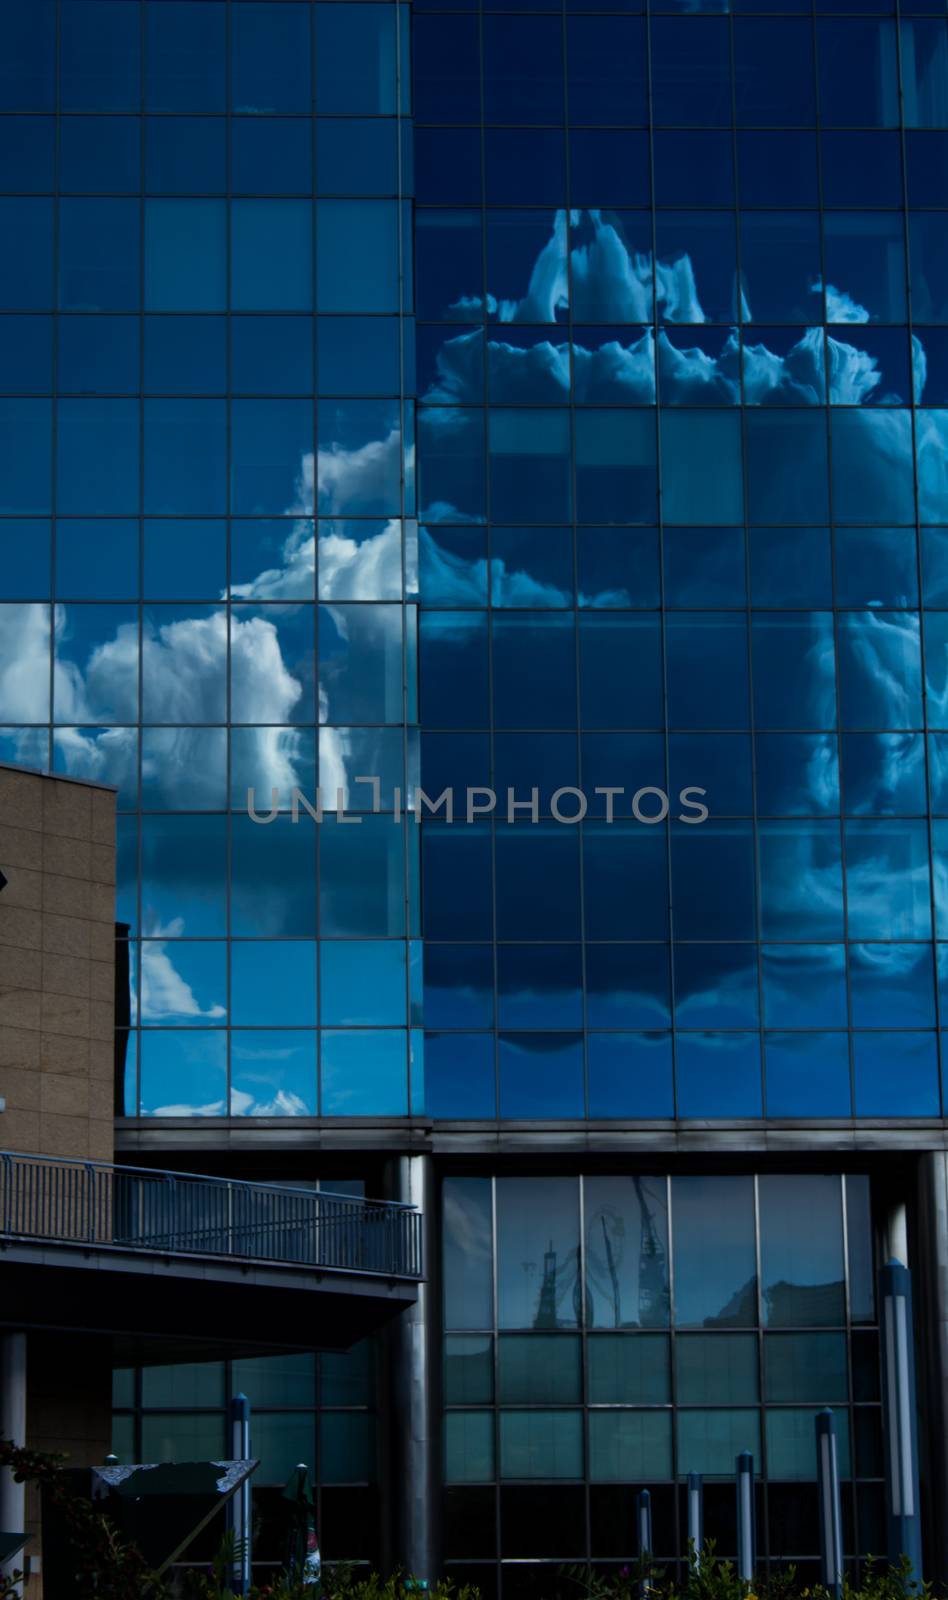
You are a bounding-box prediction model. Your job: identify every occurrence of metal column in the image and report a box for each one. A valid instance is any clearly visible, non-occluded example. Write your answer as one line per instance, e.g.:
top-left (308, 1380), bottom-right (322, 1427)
top-left (914, 1153), bottom-right (948, 1583)
top-left (0, 1333), bottom-right (27, 1594)
top-left (391, 1153), bottom-right (438, 1583)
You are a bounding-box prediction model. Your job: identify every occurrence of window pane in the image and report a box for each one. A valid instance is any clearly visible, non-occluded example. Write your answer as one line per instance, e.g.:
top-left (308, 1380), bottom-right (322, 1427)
top-left (443, 1177), bottom-right (493, 1330)
top-left (759, 1175), bottom-right (845, 1327)
top-left (672, 1177), bottom-right (757, 1328)
top-left (499, 1412), bottom-right (583, 1480)
top-left (676, 1335), bottom-right (759, 1406)
top-left (497, 1177), bottom-right (579, 1330)
top-left (589, 1412), bottom-right (672, 1483)
top-left (676, 1410), bottom-right (761, 1480)
top-left (445, 1413), bottom-right (494, 1484)
top-left (498, 1336), bottom-right (582, 1405)
top-left (587, 1335), bottom-right (671, 1404)
top-left (445, 1336), bottom-right (494, 1406)
top-left (585, 1176), bottom-right (670, 1329)
top-left (764, 1333), bottom-right (848, 1403)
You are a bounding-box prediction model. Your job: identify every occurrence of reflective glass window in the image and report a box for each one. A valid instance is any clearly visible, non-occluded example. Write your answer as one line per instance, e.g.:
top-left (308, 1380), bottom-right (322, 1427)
top-left (58, 400), bottom-right (139, 515)
top-left (144, 400), bottom-right (227, 516)
top-left (0, 199), bottom-right (51, 310)
top-left (671, 1177), bottom-right (757, 1329)
top-left (61, 1), bottom-right (140, 112)
top-left (733, 19), bottom-right (816, 125)
top-left (588, 1033), bottom-right (675, 1121)
top-left (759, 1175), bottom-right (845, 1327)
top-left (745, 413), bottom-right (829, 524)
top-left (145, 2), bottom-right (227, 113)
top-left (764, 1033), bottom-right (852, 1119)
top-left (232, 201), bottom-right (313, 312)
top-left (145, 116), bottom-right (226, 197)
top-left (483, 17), bottom-right (564, 125)
top-left (59, 199), bottom-right (139, 312)
top-left (817, 20), bottom-right (899, 127)
top-left (676, 1335), bottom-right (759, 1406)
top-left (317, 201), bottom-right (399, 315)
top-left (320, 1029), bottom-right (408, 1117)
top-left (60, 116), bottom-right (140, 194)
top-left (649, 20), bottom-right (731, 127)
top-left (741, 214), bottom-right (821, 325)
top-left (496, 1177), bottom-right (579, 1329)
top-left (444, 1177), bottom-right (493, 1329)
top-left (567, 17), bottom-right (647, 126)
top-left (145, 200), bottom-right (226, 313)
top-left (231, 3), bottom-right (311, 115)
top-left (230, 942), bottom-right (316, 1029)
top-left (143, 316), bottom-right (226, 396)
top-left (0, 4), bottom-right (55, 112)
top-left (588, 1335), bottom-right (670, 1403)
top-left (317, 5), bottom-right (401, 117)
top-left (758, 821), bottom-right (844, 940)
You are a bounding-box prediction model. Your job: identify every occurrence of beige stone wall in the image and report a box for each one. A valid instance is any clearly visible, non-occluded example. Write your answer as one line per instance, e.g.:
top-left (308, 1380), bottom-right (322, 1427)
top-left (0, 765), bottom-right (116, 1163)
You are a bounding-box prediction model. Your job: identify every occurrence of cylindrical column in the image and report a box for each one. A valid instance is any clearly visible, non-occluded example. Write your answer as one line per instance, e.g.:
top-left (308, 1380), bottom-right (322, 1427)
top-left (916, 1152), bottom-right (948, 1584)
top-left (815, 1410), bottom-right (843, 1600)
top-left (391, 1153), bottom-right (438, 1583)
top-left (880, 1259), bottom-right (923, 1585)
top-left (735, 1452), bottom-right (755, 1585)
top-left (686, 1473), bottom-right (703, 1571)
top-left (0, 1332), bottom-right (27, 1593)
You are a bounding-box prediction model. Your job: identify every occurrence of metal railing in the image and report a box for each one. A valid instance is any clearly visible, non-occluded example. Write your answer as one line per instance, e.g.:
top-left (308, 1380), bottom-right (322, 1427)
top-left (0, 1152), bottom-right (423, 1281)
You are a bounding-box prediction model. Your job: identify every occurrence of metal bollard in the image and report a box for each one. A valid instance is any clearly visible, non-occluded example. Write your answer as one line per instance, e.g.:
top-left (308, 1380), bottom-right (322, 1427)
top-left (816, 1410), bottom-right (844, 1600)
top-left (686, 1472), bottom-right (703, 1572)
top-left (880, 1260), bottom-right (923, 1588)
top-left (229, 1393), bottom-right (252, 1595)
top-left (735, 1452), bottom-right (755, 1586)
top-left (637, 1488), bottom-right (652, 1598)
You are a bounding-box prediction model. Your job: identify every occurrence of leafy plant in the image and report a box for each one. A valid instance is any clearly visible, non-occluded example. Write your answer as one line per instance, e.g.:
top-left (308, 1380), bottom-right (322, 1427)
top-left (0, 1436), bottom-right (170, 1600)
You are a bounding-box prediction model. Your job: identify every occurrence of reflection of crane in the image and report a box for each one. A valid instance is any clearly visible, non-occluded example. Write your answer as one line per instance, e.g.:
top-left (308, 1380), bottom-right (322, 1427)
top-left (535, 1240), bottom-right (560, 1329)
top-left (523, 1240), bottom-right (581, 1329)
top-left (601, 1213), bottom-right (621, 1327)
top-left (634, 1177), bottom-right (668, 1328)
top-left (586, 1181), bottom-right (670, 1327)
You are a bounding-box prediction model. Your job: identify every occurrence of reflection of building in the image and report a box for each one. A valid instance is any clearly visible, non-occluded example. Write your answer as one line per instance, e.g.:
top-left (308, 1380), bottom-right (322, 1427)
top-left (3, 5), bottom-right (948, 1593)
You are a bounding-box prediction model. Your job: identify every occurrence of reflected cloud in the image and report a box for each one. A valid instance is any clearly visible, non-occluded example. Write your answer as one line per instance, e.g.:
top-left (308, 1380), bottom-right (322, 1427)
top-left (140, 919), bottom-right (226, 1024)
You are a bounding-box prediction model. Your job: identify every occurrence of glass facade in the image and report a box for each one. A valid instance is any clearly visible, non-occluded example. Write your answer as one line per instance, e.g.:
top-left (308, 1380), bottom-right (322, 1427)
top-left (1, 0), bottom-right (947, 1126)
top-left (441, 1172), bottom-right (882, 1591)
top-left (1, 2), bottom-right (944, 1590)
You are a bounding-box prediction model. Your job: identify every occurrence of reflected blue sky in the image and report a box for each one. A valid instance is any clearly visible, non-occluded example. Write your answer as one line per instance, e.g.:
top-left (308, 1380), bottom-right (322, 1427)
top-left (2, 1), bottom-right (948, 1125)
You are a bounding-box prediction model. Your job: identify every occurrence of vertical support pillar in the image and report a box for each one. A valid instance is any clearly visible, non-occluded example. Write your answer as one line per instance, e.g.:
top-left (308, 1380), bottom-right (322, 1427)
top-left (879, 1259), bottom-right (923, 1585)
top-left (0, 1332), bottom-right (27, 1594)
top-left (735, 1452), bottom-right (755, 1585)
top-left (816, 1410), bottom-right (843, 1600)
top-left (392, 1152), bottom-right (438, 1583)
top-left (916, 1152), bottom-right (948, 1584)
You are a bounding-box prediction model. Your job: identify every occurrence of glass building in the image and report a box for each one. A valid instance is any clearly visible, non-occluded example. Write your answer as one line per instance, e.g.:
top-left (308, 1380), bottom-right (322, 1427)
top-left (3, 0), bottom-right (948, 1587)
